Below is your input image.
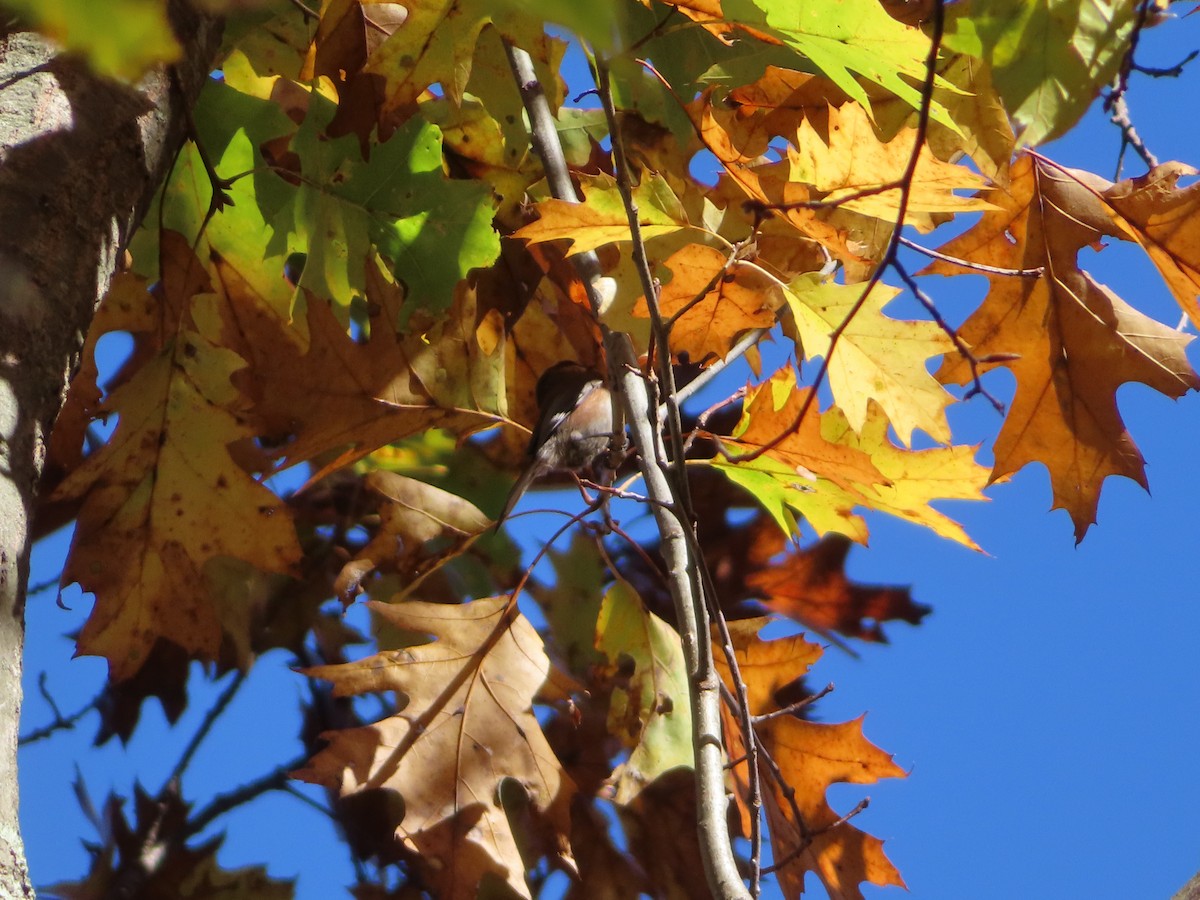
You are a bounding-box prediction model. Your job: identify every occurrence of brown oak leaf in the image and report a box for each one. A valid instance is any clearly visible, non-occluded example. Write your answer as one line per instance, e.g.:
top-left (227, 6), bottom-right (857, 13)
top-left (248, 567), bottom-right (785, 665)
top-left (294, 598), bottom-right (577, 899)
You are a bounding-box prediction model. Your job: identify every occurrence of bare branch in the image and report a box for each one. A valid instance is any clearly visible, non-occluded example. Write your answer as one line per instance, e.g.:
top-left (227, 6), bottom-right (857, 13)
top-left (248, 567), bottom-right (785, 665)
top-left (184, 754), bottom-right (312, 839)
top-left (752, 683), bottom-right (834, 725)
top-left (18, 673), bottom-right (97, 745)
top-left (169, 670), bottom-right (246, 784)
top-left (898, 235), bottom-right (1044, 278)
top-left (893, 259), bottom-right (1006, 415)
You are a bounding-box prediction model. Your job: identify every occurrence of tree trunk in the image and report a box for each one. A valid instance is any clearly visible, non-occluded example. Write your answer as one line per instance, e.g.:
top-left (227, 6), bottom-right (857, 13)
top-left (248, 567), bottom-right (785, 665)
top-left (0, 6), bottom-right (222, 895)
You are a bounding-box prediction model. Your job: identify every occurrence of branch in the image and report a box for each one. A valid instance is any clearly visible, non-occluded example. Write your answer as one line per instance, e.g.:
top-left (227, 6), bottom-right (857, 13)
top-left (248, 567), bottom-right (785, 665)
top-left (594, 52), bottom-right (753, 900)
top-left (184, 754), bottom-right (313, 839)
top-left (18, 673), bottom-right (97, 745)
top-left (893, 259), bottom-right (1006, 415)
top-left (168, 670), bottom-right (246, 784)
top-left (897, 235), bottom-right (1043, 278)
top-left (505, 40), bottom-right (750, 900)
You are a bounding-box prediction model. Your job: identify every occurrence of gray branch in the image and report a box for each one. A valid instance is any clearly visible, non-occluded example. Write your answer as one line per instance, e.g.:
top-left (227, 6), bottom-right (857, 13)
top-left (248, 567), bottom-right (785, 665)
top-left (506, 42), bottom-right (749, 900)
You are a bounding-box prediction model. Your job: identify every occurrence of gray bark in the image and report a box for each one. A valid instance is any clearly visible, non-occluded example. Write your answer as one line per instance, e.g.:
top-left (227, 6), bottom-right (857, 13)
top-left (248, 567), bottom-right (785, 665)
top-left (0, 6), bottom-right (222, 895)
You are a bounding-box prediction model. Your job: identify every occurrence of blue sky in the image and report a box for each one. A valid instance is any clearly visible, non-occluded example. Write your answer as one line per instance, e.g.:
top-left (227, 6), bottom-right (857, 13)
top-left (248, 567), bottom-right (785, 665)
top-left (18, 10), bottom-right (1200, 900)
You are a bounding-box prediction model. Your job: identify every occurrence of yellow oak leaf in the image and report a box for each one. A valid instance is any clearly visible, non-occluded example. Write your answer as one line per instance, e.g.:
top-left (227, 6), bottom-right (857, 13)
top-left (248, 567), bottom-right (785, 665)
top-left (513, 173), bottom-right (693, 256)
top-left (710, 370), bottom-right (987, 548)
top-left (783, 275), bottom-right (955, 445)
top-left (789, 101), bottom-right (994, 232)
top-left (822, 402), bottom-right (990, 551)
top-left (295, 598), bottom-right (577, 900)
top-left (927, 153), bottom-right (1200, 540)
top-left (363, 0), bottom-right (547, 121)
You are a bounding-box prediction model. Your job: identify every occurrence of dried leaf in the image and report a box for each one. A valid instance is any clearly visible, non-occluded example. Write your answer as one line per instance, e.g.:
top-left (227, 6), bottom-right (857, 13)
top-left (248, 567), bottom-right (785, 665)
top-left (929, 154), bottom-right (1200, 540)
top-left (295, 598), bottom-right (577, 899)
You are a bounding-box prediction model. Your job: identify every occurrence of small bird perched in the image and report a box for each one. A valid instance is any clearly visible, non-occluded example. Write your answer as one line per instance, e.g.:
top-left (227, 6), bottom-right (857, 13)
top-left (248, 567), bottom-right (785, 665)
top-left (495, 361), bottom-right (615, 527)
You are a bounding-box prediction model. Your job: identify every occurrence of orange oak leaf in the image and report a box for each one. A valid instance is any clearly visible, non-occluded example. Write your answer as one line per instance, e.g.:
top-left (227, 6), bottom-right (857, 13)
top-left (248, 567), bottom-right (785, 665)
top-left (722, 370), bottom-right (886, 495)
top-left (749, 534), bottom-right (928, 642)
top-left (633, 244), bottom-right (777, 362)
top-left (764, 715), bottom-right (907, 899)
top-left (1093, 161), bottom-right (1200, 329)
top-left (689, 71), bottom-right (835, 166)
top-left (928, 153), bottom-right (1200, 540)
top-left (294, 598), bottom-right (577, 900)
top-left (709, 369), bottom-right (886, 541)
top-left (694, 106), bottom-right (862, 266)
top-left (715, 622), bottom-right (905, 900)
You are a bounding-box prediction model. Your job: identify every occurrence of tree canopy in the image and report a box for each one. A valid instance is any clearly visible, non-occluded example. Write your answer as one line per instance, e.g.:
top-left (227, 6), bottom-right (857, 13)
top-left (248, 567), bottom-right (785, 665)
top-left (8, 0), bottom-right (1200, 897)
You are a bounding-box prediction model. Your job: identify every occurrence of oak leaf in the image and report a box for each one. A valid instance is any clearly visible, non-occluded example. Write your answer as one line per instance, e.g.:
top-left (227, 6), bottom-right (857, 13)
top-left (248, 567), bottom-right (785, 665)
top-left (712, 371), bottom-right (988, 547)
top-left (51, 243), bottom-right (301, 680)
top-left (789, 101), bottom-right (993, 231)
top-left (47, 783), bottom-right (293, 900)
top-left (709, 370), bottom-right (883, 541)
top-left (822, 402), bottom-right (990, 550)
top-left (364, 0), bottom-right (549, 123)
top-left (595, 583), bottom-right (693, 803)
top-left (633, 244), bottom-right (777, 362)
top-left (226, 261), bottom-right (506, 482)
top-left (944, 0), bottom-right (1135, 147)
top-left (929, 153), bottom-right (1200, 540)
top-left (1093, 161), bottom-right (1200, 329)
top-left (682, 0), bottom-right (954, 129)
top-left (513, 173), bottom-right (693, 256)
top-left (334, 472), bottom-right (491, 604)
top-left (750, 534), bottom-right (928, 642)
top-left (294, 598), bottom-right (576, 900)
top-left (715, 622), bottom-right (905, 900)
top-left (783, 275), bottom-right (955, 444)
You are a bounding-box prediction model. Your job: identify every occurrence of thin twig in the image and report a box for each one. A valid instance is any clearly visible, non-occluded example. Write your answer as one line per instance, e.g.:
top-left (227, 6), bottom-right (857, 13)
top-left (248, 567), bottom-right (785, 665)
top-left (893, 259), bottom-right (1006, 414)
top-left (18, 673), bottom-right (97, 745)
top-left (169, 670), bottom-right (246, 785)
top-left (705, 583), bottom-right (763, 897)
top-left (1106, 88), bottom-right (1158, 173)
top-left (24, 574), bottom-right (62, 597)
top-left (751, 683), bottom-right (834, 725)
top-left (286, 0), bottom-right (320, 20)
top-left (184, 754), bottom-right (312, 839)
top-left (762, 799), bottom-right (870, 877)
top-left (898, 235), bottom-right (1043, 278)
top-left (1133, 50), bottom-right (1198, 78)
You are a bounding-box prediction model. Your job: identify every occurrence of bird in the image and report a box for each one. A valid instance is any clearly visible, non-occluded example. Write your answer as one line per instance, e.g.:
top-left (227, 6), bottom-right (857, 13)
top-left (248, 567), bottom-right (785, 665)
top-left (495, 361), bottom-right (615, 527)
